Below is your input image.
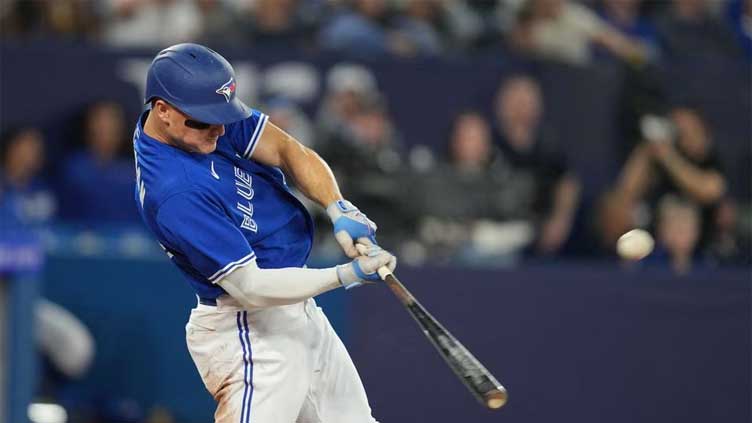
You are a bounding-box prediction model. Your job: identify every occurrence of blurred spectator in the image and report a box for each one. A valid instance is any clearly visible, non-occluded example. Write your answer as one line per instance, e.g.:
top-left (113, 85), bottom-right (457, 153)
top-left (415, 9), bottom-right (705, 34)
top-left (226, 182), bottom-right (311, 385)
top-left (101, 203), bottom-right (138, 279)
top-left (334, 98), bottom-right (406, 234)
top-left (320, 0), bottom-right (447, 58)
top-left (705, 197), bottom-right (750, 265)
top-left (412, 74), bottom-right (584, 262)
top-left (0, 127), bottom-right (57, 225)
top-left (652, 194), bottom-right (701, 274)
top-left (0, 1), bottom-right (43, 37)
top-left (599, 106), bottom-right (727, 251)
top-left (437, 0), bottom-right (509, 51)
top-left (235, 0), bottom-right (314, 49)
top-left (100, 0), bottom-right (203, 47)
top-left (448, 112), bottom-right (494, 172)
top-left (389, 0), bottom-right (498, 55)
top-left (725, 0), bottom-right (752, 60)
top-left (391, 0), bottom-right (446, 56)
top-left (492, 75), bottom-right (581, 255)
top-left (317, 63), bottom-right (379, 150)
top-left (320, 94), bottom-right (403, 179)
top-left (0, 0), bottom-right (98, 40)
top-left (438, 0), bottom-right (489, 51)
top-left (509, 0), bottom-right (649, 66)
top-left (57, 101), bottom-right (138, 224)
top-left (596, 0), bottom-right (660, 61)
top-left (265, 97), bottom-right (315, 147)
top-left (197, 0), bottom-right (246, 46)
top-left (413, 96), bottom-right (580, 264)
top-left (655, 0), bottom-right (742, 60)
top-left (319, 0), bottom-right (395, 58)
top-left (413, 111), bottom-right (521, 263)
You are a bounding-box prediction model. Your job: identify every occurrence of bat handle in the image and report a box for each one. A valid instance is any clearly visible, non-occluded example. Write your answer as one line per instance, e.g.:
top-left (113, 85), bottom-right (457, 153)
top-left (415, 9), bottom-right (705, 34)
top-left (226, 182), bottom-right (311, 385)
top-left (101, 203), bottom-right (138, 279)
top-left (355, 244), bottom-right (393, 281)
top-left (377, 266), bottom-right (393, 280)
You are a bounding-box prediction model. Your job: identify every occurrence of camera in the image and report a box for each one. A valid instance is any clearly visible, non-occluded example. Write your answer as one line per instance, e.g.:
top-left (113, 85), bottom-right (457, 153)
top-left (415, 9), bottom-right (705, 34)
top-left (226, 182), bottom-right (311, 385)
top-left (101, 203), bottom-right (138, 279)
top-left (639, 114), bottom-right (675, 144)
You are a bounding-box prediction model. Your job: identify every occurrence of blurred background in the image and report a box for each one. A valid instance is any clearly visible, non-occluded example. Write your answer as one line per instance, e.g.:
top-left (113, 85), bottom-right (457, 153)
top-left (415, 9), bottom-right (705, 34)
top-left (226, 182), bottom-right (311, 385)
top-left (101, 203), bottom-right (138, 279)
top-left (0, 0), bottom-right (749, 422)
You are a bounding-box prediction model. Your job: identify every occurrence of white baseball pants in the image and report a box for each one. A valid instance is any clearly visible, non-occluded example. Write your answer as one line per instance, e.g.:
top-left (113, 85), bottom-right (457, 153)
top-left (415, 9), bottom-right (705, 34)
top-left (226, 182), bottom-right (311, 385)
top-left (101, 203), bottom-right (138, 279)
top-left (185, 296), bottom-right (378, 423)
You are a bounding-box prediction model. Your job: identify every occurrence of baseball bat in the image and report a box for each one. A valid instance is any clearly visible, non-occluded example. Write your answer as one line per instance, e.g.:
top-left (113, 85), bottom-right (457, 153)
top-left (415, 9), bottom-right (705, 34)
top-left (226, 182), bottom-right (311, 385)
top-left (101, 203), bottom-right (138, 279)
top-left (374, 265), bottom-right (508, 410)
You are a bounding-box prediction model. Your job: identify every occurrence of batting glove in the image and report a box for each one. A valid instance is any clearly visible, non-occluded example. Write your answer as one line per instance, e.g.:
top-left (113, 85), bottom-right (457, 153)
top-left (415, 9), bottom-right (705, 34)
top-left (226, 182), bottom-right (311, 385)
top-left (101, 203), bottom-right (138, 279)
top-left (336, 246), bottom-right (397, 290)
top-left (327, 199), bottom-right (378, 258)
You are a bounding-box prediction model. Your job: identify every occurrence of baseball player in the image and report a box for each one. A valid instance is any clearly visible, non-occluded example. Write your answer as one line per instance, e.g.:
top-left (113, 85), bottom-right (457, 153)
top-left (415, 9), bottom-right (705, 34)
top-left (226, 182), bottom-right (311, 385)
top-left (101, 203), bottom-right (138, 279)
top-left (132, 43), bottom-right (396, 423)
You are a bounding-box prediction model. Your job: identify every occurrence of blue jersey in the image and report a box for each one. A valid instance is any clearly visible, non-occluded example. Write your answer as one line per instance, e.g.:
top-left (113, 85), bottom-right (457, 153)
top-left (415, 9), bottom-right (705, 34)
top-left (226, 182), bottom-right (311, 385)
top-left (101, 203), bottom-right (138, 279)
top-left (133, 109), bottom-right (314, 300)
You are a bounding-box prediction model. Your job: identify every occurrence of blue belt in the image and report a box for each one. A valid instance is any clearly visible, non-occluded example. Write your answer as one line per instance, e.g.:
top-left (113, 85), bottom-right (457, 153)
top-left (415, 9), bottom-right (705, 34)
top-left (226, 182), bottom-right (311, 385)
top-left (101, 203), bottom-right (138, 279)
top-left (199, 297), bottom-right (217, 306)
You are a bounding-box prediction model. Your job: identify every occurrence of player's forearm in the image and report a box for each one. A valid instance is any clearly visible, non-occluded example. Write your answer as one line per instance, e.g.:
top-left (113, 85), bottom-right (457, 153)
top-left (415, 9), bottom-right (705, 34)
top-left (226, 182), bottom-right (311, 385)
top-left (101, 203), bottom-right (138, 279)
top-left (280, 137), bottom-right (343, 208)
top-left (253, 123), bottom-right (343, 207)
top-left (217, 261), bottom-right (341, 308)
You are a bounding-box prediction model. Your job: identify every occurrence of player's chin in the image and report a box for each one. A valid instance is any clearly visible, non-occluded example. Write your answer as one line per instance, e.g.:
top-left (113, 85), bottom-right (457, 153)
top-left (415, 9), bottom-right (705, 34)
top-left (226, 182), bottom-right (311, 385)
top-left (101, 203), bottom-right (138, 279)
top-left (198, 139), bottom-right (218, 154)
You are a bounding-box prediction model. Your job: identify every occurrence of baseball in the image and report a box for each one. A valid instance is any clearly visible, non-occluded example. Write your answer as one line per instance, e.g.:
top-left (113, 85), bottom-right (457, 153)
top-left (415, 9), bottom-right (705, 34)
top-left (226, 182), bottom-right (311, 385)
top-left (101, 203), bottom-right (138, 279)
top-left (616, 229), bottom-right (654, 261)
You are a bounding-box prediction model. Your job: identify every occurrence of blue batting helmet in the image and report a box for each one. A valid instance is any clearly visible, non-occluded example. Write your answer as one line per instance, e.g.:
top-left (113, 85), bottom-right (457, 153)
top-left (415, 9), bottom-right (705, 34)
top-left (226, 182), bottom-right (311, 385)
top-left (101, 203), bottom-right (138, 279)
top-left (144, 43), bottom-right (251, 125)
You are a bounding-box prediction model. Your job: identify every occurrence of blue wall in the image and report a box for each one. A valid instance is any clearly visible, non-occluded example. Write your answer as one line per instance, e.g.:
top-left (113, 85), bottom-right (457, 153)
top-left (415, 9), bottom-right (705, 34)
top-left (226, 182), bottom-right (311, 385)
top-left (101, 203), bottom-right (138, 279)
top-left (348, 265), bottom-right (750, 423)
top-left (42, 255), bottom-right (214, 420)
top-left (42, 255), bottom-right (749, 423)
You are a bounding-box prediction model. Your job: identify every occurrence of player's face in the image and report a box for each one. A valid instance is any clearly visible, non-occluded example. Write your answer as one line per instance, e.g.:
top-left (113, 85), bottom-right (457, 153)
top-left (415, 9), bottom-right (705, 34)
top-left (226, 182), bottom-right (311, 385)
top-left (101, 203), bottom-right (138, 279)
top-left (163, 103), bottom-right (225, 154)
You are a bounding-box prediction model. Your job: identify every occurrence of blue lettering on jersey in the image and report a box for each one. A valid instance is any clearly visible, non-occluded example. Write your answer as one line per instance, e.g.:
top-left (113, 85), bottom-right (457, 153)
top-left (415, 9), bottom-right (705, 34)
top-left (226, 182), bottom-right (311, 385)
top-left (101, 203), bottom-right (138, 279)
top-left (234, 166), bottom-right (257, 232)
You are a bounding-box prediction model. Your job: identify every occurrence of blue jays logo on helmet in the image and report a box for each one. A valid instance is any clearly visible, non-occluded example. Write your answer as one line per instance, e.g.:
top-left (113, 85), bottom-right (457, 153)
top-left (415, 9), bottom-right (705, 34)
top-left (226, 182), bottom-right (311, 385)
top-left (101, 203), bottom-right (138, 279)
top-left (216, 78), bottom-right (236, 103)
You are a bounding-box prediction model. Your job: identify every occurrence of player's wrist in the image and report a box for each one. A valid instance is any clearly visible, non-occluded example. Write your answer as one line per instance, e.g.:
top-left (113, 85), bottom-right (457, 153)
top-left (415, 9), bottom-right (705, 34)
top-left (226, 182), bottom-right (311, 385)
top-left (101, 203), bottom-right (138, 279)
top-left (326, 199), bottom-right (356, 223)
top-left (336, 263), bottom-right (363, 290)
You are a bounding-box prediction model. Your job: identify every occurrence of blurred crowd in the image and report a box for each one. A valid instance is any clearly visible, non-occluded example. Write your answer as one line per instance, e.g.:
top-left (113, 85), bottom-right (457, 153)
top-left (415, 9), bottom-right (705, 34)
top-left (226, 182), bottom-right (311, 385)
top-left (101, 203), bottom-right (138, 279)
top-left (0, 2), bottom-right (749, 422)
top-left (1, 0), bottom-right (751, 276)
top-left (1, 0), bottom-right (750, 60)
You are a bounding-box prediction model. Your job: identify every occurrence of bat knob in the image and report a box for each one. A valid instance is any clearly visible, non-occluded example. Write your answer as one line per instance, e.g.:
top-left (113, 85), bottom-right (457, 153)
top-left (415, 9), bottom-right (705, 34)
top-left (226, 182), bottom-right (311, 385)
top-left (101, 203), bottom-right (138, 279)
top-left (484, 388), bottom-right (508, 409)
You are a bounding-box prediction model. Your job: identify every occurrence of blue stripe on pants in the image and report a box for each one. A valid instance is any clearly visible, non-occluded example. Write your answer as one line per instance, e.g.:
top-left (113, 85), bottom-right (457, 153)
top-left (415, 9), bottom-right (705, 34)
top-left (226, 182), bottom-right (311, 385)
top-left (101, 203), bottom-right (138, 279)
top-left (242, 311), bottom-right (253, 423)
top-left (236, 311), bottom-right (253, 423)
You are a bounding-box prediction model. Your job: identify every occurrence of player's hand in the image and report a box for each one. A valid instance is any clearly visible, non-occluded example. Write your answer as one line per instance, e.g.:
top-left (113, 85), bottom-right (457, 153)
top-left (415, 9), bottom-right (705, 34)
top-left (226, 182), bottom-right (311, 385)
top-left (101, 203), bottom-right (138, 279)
top-left (336, 245), bottom-right (397, 290)
top-left (327, 199), bottom-right (378, 258)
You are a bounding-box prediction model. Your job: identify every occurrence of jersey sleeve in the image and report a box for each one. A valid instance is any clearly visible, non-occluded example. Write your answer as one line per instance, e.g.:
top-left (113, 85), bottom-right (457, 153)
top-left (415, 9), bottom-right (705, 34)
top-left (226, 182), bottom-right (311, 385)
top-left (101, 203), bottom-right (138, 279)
top-left (156, 191), bottom-right (255, 284)
top-left (225, 108), bottom-right (269, 160)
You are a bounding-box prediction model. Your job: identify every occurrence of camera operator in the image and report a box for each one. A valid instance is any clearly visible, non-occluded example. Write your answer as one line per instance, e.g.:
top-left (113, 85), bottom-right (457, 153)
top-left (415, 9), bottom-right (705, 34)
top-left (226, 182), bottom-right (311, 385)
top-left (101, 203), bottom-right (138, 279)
top-left (599, 105), bottom-right (726, 251)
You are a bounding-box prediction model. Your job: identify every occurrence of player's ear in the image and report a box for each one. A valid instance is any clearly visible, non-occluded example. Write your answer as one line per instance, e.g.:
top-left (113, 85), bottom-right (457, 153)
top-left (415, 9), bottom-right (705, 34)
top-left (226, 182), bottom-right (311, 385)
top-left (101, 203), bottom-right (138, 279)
top-left (153, 100), bottom-right (172, 125)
